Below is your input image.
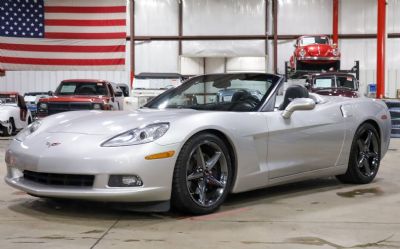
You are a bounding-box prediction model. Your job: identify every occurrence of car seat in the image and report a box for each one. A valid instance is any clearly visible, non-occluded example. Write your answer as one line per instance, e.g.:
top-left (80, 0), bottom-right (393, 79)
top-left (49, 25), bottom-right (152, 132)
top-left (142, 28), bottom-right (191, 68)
top-left (230, 90), bottom-right (260, 112)
top-left (278, 85), bottom-right (309, 110)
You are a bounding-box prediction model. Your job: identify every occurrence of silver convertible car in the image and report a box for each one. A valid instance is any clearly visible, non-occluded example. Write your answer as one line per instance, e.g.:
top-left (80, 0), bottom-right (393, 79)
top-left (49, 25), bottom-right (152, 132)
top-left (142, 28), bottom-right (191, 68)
top-left (5, 73), bottom-right (391, 214)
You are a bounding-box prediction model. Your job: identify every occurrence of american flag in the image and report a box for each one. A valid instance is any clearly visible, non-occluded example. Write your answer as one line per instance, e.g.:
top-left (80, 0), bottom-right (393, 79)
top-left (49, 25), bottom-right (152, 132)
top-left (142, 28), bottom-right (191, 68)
top-left (0, 0), bottom-right (126, 70)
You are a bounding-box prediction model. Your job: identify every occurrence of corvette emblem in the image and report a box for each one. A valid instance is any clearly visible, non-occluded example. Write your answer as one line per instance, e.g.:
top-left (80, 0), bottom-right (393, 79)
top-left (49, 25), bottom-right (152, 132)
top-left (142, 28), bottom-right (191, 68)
top-left (46, 142), bottom-right (61, 148)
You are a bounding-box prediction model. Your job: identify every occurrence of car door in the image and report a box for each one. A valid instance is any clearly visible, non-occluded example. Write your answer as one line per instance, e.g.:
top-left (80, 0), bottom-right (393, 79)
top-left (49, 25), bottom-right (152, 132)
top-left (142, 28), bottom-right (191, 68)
top-left (265, 102), bottom-right (346, 179)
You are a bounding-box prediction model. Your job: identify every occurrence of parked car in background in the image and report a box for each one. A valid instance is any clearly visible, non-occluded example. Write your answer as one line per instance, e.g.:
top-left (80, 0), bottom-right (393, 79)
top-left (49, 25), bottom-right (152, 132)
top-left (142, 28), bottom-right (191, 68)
top-left (24, 92), bottom-right (51, 118)
top-left (117, 83), bottom-right (130, 97)
top-left (0, 92), bottom-right (32, 136)
top-left (305, 72), bottom-right (359, 98)
top-left (37, 79), bottom-right (124, 118)
top-left (290, 35), bottom-right (340, 71)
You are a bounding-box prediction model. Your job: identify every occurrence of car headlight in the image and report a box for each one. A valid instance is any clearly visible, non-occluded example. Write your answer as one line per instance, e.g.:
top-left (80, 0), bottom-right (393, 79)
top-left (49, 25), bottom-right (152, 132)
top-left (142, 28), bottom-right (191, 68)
top-left (299, 49), bottom-right (306, 57)
top-left (101, 123), bottom-right (170, 147)
top-left (15, 120), bottom-right (42, 142)
top-left (93, 103), bottom-right (102, 110)
top-left (39, 102), bottom-right (47, 110)
top-left (332, 48), bottom-right (339, 56)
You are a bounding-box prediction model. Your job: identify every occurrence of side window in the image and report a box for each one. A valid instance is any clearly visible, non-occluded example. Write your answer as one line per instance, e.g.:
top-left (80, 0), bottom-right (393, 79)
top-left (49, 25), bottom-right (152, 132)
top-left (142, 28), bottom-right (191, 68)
top-left (106, 84), bottom-right (114, 96)
top-left (274, 84), bottom-right (285, 111)
top-left (261, 83), bottom-right (284, 112)
top-left (18, 95), bottom-right (27, 109)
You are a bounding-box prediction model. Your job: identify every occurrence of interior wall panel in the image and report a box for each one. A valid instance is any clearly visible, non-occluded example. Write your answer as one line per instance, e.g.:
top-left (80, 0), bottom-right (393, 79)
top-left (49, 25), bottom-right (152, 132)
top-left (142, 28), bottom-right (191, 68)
top-left (278, 0), bottom-right (332, 35)
top-left (183, 0), bottom-right (265, 35)
top-left (387, 0), bottom-right (400, 33)
top-left (182, 40), bottom-right (265, 57)
top-left (134, 0), bottom-right (178, 36)
top-left (340, 0), bottom-right (377, 34)
top-left (0, 71), bottom-right (128, 94)
top-left (135, 41), bottom-right (179, 74)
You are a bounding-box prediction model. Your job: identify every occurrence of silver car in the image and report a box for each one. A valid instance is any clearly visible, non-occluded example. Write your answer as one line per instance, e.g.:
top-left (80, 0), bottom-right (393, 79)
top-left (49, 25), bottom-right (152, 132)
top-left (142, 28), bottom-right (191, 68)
top-left (5, 73), bottom-right (391, 214)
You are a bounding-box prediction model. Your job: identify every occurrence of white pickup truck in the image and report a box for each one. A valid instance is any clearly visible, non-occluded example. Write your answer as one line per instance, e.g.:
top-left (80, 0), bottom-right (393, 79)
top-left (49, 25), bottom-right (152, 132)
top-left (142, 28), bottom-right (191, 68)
top-left (0, 92), bottom-right (33, 136)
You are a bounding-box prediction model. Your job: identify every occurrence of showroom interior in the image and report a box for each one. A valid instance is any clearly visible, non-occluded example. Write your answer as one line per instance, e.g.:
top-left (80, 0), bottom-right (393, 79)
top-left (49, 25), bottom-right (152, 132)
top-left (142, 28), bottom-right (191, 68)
top-left (1, 0), bottom-right (400, 248)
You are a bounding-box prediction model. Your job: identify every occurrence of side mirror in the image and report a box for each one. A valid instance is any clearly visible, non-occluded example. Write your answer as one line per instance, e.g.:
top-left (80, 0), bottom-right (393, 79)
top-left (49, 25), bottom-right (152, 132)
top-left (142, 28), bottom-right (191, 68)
top-left (115, 91), bottom-right (123, 97)
top-left (282, 98), bottom-right (316, 119)
top-left (304, 82), bottom-right (311, 90)
top-left (48, 91), bottom-right (53, 96)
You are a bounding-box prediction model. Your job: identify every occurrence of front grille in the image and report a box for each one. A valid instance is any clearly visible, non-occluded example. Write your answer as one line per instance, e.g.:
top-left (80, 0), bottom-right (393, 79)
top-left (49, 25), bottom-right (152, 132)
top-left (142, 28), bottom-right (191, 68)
top-left (48, 102), bottom-right (93, 115)
top-left (23, 170), bottom-right (94, 187)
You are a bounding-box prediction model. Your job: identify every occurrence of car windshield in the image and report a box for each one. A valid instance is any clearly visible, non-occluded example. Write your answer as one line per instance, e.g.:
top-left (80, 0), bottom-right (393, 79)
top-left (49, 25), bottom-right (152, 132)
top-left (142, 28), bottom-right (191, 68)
top-left (55, 82), bottom-right (107, 96)
top-left (300, 36), bottom-right (329, 46)
top-left (314, 75), bottom-right (356, 89)
top-left (145, 73), bottom-right (281, 112)
top-left (0, 94), bottom-right (17, 104)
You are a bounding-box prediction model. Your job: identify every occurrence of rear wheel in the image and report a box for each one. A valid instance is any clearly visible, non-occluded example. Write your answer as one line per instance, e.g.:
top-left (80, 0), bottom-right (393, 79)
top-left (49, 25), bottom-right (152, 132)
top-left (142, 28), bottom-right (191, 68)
top-left (171, 133), bottom-right (233, 214)
top-left (336, 123), bottom-right (380, 184)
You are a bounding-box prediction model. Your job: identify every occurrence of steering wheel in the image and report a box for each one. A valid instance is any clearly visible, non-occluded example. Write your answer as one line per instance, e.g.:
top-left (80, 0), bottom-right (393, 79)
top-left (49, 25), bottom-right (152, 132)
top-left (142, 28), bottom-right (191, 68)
top-left (228, 96), bottom-right (259, 111)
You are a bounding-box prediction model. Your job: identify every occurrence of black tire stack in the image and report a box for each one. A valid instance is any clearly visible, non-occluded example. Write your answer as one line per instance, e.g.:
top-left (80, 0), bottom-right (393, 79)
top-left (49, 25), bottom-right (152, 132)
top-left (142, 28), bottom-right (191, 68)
top-left (384, 100), bottom-right (400, 138)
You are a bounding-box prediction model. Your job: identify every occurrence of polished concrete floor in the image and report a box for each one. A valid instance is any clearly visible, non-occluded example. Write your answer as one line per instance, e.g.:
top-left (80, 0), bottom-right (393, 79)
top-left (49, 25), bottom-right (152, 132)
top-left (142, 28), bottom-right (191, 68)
top-left (0, 138), bottom-right (399, 249)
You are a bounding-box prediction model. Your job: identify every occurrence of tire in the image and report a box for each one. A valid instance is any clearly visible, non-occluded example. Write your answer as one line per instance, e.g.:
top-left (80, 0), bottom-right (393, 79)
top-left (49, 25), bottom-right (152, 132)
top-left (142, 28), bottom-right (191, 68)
top-left (10, 119), bottom-right (16, 135)
top-left (296, 60), bottom-right (303, 71)
top-left (336, 123), bottom-right (380, 184)
top-left (1, 122), bottom-right (12, 137)
top-left (171, 133), bottom-right (233, 215)
top-left (334, 61), bottom-right (341, 71)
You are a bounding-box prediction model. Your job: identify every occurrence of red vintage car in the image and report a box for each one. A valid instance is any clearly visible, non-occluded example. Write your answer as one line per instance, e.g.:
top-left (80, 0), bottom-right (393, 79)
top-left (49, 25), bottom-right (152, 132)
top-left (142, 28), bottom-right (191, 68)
top-left (37, 79), bottom-right (125, 118)
top-left (290, 35), bottom-right (340, 71)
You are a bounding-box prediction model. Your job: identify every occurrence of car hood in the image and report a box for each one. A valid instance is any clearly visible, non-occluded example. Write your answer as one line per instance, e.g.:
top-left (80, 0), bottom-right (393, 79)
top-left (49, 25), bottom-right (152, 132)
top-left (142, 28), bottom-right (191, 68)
top-left (302, 44), bottom-right (334, 57)
top-left (0, 104), bottom-right (17, 109)
top-left (45, 108), bottom-right (198, 135)
top-left (40, 95), bottom-right (108, 103)
top-left (0, 105), bottom-right (17, 121)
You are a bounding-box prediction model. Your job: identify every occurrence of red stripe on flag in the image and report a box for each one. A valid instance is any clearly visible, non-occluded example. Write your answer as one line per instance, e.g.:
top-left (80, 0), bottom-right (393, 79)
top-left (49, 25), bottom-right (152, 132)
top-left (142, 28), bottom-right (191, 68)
top-left (0, 57), bottom-right (125, 66)
top-left (45, 19), bottom-right (126, 26)
top-left (44, 6), bottom-right (126, 13)
top-left (45, 32), bottom-right (126, 39)
top-left (0, 43), bottom-right (125, 53)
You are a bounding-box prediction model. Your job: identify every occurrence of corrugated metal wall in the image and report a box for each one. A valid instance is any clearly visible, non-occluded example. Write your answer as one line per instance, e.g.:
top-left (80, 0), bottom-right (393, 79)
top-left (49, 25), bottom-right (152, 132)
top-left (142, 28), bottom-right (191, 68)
top-left (1, 0), bottom-right (399, 97)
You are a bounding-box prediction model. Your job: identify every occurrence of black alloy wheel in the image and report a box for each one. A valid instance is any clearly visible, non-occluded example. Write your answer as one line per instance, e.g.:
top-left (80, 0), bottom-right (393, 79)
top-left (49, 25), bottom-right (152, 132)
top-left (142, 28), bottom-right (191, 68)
top-left (172, 133), bottom-right (233, 214)
top-left (337, 123), bottom-right (380, 184)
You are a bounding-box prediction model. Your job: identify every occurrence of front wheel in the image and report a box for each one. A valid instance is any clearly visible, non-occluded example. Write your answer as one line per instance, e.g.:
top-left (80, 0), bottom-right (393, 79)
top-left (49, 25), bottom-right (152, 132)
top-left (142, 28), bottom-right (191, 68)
top-left (1, 123), bottom-right (12, 136)
top-left (336, 123), bottom-right (380, 184)
top-left (171, 133), bottom-right (233, 214)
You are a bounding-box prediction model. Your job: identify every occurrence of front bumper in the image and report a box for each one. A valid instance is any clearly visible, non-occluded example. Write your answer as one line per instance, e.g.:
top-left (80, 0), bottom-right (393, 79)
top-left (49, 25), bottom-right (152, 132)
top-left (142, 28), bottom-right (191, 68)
top-left (5, 132), bottom-right (180, 202)
top-left (297, 56), bottom-right (340, 62)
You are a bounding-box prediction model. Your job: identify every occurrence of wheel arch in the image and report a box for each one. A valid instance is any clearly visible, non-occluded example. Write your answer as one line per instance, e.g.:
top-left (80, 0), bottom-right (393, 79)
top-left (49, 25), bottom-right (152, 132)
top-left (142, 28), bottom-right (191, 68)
top-left (188, 129), bottom-right (238, 193)
top-left (357, 119), bottom-right (382, 157)
top-left (361, 119), bottom-right (381, 140)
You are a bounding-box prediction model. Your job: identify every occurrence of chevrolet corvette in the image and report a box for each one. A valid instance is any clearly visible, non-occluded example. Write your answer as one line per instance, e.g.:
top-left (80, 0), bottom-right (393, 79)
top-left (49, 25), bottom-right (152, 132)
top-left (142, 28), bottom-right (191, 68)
top-left (4, 73), bottom-right (391, 214)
